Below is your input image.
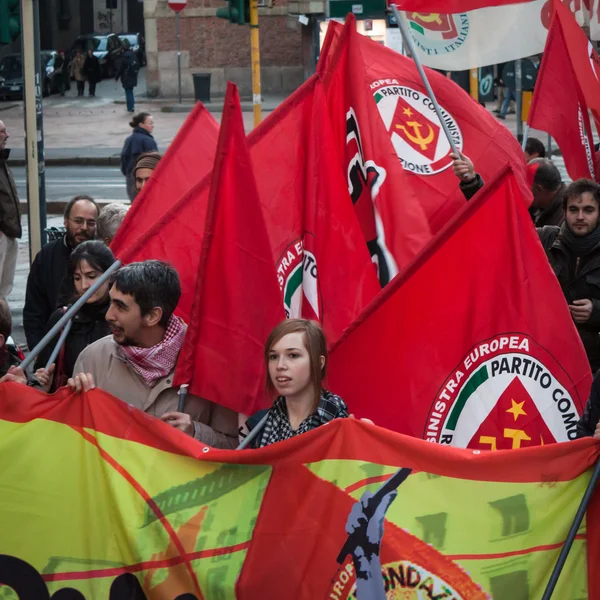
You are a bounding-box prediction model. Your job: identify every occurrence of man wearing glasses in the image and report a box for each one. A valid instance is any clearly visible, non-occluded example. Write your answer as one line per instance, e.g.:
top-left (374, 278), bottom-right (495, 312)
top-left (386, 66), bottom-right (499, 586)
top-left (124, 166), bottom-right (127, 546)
top-left (23, 195), bottom-right (99, 351)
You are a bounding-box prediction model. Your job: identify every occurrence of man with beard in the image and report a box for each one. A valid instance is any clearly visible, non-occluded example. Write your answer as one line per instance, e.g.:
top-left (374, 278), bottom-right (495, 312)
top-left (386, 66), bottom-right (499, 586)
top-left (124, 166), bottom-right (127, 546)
top-left (23, 195), bottom-right (99, 350)
top-left (67, 261), bottom-right (238, 448)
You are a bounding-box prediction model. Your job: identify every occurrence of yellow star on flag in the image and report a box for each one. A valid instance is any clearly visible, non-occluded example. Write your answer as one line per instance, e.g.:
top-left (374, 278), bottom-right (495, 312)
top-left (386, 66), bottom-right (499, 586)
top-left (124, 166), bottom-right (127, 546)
top-left (403, 107), bottom-right (413, 117)
top-left (506, 399), bottom-right (527, 422)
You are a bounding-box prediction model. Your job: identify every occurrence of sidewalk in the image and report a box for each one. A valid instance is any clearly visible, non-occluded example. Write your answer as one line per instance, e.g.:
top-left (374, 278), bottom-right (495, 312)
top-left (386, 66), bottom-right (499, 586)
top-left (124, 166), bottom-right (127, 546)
top-left (0, 68), bottom-right (286, 166)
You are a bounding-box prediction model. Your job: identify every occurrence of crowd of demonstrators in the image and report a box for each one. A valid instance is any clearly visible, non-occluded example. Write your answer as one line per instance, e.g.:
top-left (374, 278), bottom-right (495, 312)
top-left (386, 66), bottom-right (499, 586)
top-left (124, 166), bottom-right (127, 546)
top-left (242, 319), bottom-right (349, 448)
top-left (0, 120), bottom-right (20, 301)
top-left (115, 40), bottom-right (140, 114)
top-left (120, 113), bottom-right (158, 201)
top-left (23, 195), bottom-right (99, 351)
top-left (96, 203), bottom-right (129, 245)
top-left (34, 242), bottom-right (115, 393)
top-left (64, 261), bottom-right (239, 448)
top-left (0, 299), bottom-right (20, 378)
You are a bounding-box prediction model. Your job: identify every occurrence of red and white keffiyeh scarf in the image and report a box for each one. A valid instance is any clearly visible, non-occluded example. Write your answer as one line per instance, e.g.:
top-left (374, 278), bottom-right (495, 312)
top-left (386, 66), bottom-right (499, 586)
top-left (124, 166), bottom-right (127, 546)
top-left (120, 316), bottom-right (185, 387)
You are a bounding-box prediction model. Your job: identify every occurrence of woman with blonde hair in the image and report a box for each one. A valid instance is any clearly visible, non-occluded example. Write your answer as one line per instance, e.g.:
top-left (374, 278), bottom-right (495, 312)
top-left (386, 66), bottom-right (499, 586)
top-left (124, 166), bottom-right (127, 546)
top-left (244, 318), bottom-right (348, 448)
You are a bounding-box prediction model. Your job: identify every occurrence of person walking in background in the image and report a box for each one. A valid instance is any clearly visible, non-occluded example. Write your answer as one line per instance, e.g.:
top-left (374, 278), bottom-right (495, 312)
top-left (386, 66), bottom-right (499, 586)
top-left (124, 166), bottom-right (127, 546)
top-left (83, 49), bottom-right (101, 97)
top-left (70, 48), bottom-right (87, 97)
top-left (120, 113), bottom-right (158, 201)
top-left (0, 120), bottom-right (21, 300)
top-left (53, 50), bottom-right (68, 96)
top-left (115, 40), bottom-right (140, 114)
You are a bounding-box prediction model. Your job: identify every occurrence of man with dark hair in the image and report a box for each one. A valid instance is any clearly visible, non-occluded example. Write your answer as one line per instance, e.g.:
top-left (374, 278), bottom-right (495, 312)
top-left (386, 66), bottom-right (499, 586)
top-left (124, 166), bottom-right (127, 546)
top-left (524, 137), bottom-right (546, 162)
top-left (538, 179), bottom-right (600, 374)
top-left (451, 154), bottom-right (566, 227)
top-left (69, 261), bottom-right (238, 449)
top-left (23, 195), bottom-right (99, 350)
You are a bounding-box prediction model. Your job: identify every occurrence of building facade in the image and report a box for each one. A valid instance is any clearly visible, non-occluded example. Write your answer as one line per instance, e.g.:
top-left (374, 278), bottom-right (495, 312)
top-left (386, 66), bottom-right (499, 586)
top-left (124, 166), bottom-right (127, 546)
top-left (144, 0), bottom-right (305, 97)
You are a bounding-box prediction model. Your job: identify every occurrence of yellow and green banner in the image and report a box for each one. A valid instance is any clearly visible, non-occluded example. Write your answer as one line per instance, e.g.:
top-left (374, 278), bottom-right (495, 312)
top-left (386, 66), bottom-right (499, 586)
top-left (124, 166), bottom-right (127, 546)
top-left (0, 382), bottom-right (598, 599)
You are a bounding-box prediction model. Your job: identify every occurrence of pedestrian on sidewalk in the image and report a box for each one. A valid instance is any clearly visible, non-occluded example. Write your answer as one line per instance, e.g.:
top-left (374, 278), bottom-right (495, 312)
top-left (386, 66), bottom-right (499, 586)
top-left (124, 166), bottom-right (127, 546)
top-left (23, 195), bottom-right (99, 351)
top-left (70, 48), bottom-right (87, 97)
top-left (34, 241), bottom-right (115, 393)
top-left (120, 113), bottom-right (158, 201)
top-left (53, 50), bottom-right (69, 96)
top-left (83, 49), bottom-right (101, 97)
top-left (0, 120), bottom-right (21, 300)
top-left (115, 40), bottom-right (140, 113)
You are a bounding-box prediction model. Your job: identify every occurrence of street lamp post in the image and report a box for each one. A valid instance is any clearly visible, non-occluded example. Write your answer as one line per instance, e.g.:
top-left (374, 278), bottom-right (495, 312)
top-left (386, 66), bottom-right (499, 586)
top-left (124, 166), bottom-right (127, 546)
top-left (168, 0), bottom-right (187, 104)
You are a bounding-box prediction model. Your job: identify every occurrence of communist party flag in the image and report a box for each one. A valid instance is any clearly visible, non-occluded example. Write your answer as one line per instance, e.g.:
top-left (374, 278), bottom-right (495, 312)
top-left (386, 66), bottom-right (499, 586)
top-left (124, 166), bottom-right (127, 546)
top-left (110, 102), bottom-right (219, 257)
top-left (118, 75), bottom-right (378, 345)
top-left (173, 83), bottom-right (284, 415)
top-left (0, 381), bottom-right (599, 598)
top-left (528, 0), bottom-right (597, 180)
top-left (249, 77), bottom-right (380, 343)
top-left (327, 166), bottom-right (592, 449)
top-left (389, 0), bottom-right (535, 11)
top-left (318, 16), bottom-right (529, 278)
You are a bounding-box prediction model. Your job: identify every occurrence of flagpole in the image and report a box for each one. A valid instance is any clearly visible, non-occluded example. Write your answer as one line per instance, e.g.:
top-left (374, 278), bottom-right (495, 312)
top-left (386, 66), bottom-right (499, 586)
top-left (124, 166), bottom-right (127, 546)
top-left (237, 412), bottom-right (270, 450)
top-left (521, 124), bottom-right (530, 152)
top-left (391, 5), bottom-right (460, 157)
top-left (541, 458), bottom-right (600, 599)
top-left (20, 261), bottom-right (122, 372)
top-left (44, 317), bottom-right (73, 370)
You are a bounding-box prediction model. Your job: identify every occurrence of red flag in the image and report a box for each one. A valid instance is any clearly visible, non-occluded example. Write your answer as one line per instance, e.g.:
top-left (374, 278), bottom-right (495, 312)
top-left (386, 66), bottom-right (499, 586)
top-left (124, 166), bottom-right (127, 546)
top-left (122, 76), bottom-right (378, 345)
top-left (250, 77), bottom-right (380, 344)
top-left (173, 83), bottom-right (284, 414)
top-left (327, 166), bottom-right (591, 448)
top-left (528, 3), bottom-right (597, 180)
top-left (319, 17), bottom-right (529, 282)
top-left (389, 0), bottom-right (535, 11)
top-left (110, 102), bottom-right (219, 257)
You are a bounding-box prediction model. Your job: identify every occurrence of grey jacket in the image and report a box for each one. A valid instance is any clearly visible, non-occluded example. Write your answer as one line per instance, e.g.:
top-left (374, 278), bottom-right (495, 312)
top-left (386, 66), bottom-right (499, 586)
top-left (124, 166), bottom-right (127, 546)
top-left (0, 149), bottom-right (21, 239)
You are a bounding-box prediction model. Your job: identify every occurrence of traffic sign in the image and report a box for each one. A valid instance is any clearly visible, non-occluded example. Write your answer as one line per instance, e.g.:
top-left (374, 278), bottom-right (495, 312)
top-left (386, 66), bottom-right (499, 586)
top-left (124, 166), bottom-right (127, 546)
top-left (168, 0), bottom-right (187, 12)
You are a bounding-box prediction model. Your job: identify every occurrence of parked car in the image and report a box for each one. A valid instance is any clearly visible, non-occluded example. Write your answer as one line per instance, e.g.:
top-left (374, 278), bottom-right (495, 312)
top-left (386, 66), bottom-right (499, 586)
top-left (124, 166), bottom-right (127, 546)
top-left (118, 33), bottom-right (146, 66)
top-left (0, 52), bottom-right (60, 100)
top-left (70, 33), bottom-right (122, 78)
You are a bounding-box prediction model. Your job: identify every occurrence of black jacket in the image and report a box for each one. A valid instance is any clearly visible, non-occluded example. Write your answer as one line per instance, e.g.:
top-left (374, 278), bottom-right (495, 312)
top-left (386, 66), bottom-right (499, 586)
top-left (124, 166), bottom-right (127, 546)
top-left (83, 54), bottom-right (102, 84)
top-left (35, 299), bottom-right (111, 390)
top-left (120, 127), bottom-right (158, 176)
top-left (115, 50), bottom-right (138, 89)
top-left (530, 184), bottom-right (567, 228)
top-left (0, 149), bottom-right (21, 239)
top-left (0, 344), bottom-right (21, 378)
top-left (577, 370), bottom-right (600, 437)
top-left (23, 235), bottom-right (75, 351)
top-left (538, 225), bottom-right (600, 373)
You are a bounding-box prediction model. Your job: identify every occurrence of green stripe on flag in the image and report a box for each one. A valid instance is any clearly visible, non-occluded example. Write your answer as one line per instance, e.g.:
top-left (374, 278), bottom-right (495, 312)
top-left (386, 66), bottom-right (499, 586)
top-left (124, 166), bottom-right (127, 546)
top-left (410, 22), bottom-right (424, 35)
top-left (374, 92), bottom-right (383, 104)
top-left (284, 265), bottom-right (303, 308)
top-left (446, 365), bottom-right (489, 431)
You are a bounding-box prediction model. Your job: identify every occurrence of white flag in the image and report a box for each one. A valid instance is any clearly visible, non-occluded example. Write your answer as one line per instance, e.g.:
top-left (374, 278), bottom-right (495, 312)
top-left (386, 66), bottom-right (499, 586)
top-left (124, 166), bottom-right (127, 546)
top-left (403, 1), bottom-right (548, 70)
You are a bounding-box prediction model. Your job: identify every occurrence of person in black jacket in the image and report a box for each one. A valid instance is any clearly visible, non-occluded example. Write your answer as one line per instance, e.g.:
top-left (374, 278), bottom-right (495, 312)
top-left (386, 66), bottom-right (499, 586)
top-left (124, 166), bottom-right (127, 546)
top-left (577, 371), bottom-right (600, 438)
top-left (115, 40), bottom-right (139, 114)
top-left (120, 112), bottom-right (158, 201)
top-left (83, 49), bottom-right (102, 97)
top-left (34, 241), bottom-right (115, 392)
top-left (23, 195), bottom-right (99, 351)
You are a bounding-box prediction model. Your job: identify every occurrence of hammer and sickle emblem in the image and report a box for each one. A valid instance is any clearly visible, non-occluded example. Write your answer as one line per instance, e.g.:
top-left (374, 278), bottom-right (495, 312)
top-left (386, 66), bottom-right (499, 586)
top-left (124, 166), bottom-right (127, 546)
top-left (410, 13), bottom-right (443, 24)
top-left (396, 121), bottom-right (435, 151)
